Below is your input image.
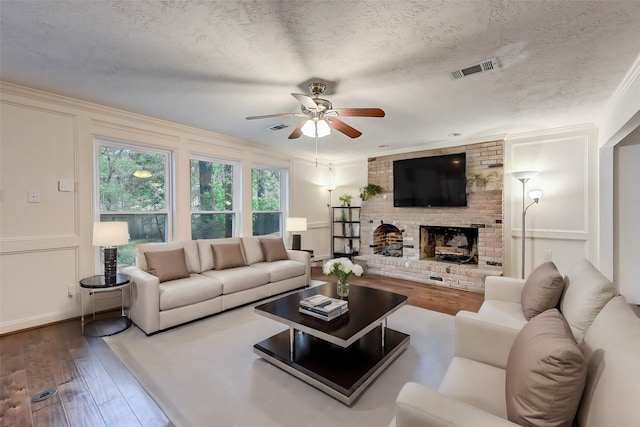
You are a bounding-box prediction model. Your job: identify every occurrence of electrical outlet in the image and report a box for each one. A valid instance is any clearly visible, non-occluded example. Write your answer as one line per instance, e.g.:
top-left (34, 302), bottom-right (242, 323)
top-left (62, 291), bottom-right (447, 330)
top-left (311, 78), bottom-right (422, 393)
top-left (544, 250), bottom-right (553, 261)
top-left (27, 190), bottom-right (41, 203)
top-left (68, 284), bottom-right (75, 298)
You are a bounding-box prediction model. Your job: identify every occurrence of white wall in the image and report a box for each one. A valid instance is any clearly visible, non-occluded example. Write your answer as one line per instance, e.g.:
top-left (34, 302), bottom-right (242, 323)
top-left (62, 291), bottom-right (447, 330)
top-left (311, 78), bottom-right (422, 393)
top-left (0, 82), bottom-right (327, 333)
top-left (504, 125), bottom-right (600, 278)
top-left (2, 66), bottom-right (637, 332)
top-left (614, 128), bottom-right (640, 303)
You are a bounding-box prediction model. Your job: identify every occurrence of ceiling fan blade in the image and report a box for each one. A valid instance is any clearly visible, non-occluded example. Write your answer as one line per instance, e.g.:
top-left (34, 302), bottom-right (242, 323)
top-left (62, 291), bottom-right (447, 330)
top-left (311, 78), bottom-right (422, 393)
top-left (291, 93), bottom-right (318, 110)
top-left (246, 113), bottom-right (301, 120)
top-left (288, 119), bottom-right (307, 139)
top-left (326, 118), bottom-right (362, 138)
top-left (332, 108), bottom-right (386, 117)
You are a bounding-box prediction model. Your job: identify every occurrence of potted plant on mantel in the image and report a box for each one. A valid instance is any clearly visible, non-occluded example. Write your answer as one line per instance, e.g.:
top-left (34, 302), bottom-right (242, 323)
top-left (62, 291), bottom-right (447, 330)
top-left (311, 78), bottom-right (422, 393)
top-left (360, 183), bottom-right (383, 201)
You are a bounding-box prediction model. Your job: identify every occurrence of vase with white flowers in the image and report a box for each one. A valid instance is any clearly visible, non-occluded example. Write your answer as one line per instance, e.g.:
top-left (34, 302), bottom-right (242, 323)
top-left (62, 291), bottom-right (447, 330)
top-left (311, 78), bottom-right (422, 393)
top-left (323, 257), bottom-right (364, 297)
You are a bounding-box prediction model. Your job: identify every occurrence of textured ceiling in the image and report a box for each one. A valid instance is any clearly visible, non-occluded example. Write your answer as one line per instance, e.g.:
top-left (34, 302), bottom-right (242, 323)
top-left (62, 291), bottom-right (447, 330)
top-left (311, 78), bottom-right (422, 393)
top-left (1, 0), bottom-right (639, 160)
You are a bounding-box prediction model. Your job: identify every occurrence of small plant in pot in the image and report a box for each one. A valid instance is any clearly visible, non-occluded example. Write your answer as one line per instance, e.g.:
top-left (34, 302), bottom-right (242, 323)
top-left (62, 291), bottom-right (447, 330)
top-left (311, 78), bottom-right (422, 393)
top-left (339, 193), bottom-right (353, 206)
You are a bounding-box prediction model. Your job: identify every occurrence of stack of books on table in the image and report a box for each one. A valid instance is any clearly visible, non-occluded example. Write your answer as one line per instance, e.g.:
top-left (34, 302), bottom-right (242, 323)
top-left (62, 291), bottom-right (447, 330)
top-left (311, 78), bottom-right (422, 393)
top-left (299, 295), bottom-right (349, 321)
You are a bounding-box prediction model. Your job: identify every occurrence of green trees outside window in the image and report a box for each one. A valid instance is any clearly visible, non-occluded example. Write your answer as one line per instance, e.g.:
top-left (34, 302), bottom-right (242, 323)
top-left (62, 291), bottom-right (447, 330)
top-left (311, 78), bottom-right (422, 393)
top-left (98, 143), bottom-right (171, 266)
top-left (191, 158), bottom-right (236, 239)
top-left (97, 143), bottom-right (288, 265)
top-left (252, 167), bottom-right (285, 236)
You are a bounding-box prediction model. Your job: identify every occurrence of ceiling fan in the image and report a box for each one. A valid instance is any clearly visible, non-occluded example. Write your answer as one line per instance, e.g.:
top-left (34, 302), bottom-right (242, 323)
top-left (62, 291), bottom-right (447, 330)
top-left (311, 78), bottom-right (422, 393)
top-left (246, 82), bottom-right (385, 139)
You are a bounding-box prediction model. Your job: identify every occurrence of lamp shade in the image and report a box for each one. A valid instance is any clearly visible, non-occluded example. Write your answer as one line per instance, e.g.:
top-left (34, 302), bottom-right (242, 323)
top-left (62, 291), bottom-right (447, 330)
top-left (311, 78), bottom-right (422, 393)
top-left (528, 189), bottom-right (543, 200)
top-left (301, 119), bottom-right (331, 137)
top-left (323, 162), bottom-right (337, 191)
top-left (512, 170), bottom-right (538, 181)
top-left (286, 217), bottom-right (307, 232)
top-left (93, 222), bottom-right (129, 246)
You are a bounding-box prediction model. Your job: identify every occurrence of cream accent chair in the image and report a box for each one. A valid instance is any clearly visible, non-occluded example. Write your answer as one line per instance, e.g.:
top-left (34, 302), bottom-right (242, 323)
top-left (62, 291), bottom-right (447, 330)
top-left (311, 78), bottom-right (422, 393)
top-left (391, 295), bottom-right (640, 426)
top-left (390, 259), bottom-right (639, 427)
top-left (475, 259), bottom-right (616, 343)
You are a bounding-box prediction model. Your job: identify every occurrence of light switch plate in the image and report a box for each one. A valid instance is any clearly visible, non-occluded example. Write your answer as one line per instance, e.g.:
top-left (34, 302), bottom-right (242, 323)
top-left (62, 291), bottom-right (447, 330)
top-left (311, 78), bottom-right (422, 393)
top-left (58, 180), bottom-right (74, 192)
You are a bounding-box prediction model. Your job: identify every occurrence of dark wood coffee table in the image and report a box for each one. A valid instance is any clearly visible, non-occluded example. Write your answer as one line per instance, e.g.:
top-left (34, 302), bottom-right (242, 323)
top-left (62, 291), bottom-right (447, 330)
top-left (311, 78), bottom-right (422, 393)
top-left (253, 283), bottom-right (409, 405)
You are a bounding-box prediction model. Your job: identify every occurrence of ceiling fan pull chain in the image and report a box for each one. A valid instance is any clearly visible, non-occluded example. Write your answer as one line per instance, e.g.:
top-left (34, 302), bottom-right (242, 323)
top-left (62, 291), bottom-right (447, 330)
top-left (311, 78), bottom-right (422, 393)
top-left (315, 121), bottom-right (319, 167)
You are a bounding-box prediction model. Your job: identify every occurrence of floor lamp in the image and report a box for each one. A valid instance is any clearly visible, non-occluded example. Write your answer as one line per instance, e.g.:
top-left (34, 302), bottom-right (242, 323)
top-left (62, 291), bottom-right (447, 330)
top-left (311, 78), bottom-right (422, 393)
top-left (323, 163), bottom-right (337, 258)
top-left (512, 171), bottom-right (542, 279)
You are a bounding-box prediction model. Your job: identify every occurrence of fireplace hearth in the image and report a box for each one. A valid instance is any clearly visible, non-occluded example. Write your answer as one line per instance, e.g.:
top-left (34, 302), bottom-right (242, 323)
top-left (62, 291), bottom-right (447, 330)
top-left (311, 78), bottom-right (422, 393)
top-left (420, 225), bottom-right (478, 265)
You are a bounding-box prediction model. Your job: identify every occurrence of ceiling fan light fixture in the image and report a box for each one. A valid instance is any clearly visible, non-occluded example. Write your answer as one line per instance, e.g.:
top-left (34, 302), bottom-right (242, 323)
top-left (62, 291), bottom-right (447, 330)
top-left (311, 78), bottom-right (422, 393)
top-left (301, 119), bottom-right (330, 138)
top-left (133, 169), bottom-right (152, 179)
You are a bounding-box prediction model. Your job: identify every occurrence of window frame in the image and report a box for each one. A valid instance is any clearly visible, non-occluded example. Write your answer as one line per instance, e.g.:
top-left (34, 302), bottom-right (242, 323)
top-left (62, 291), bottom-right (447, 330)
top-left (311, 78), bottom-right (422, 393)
top-left (190, 154), bottom-right (241, 239)
top-left (251, 164), bottom-right (289, 236)
top-left (94, 138), bottom-right (175, 267)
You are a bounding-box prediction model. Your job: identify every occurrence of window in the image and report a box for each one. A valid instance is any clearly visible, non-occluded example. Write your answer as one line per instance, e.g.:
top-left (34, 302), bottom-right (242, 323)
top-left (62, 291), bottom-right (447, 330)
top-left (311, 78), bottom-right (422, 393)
top-left (190, 156), bottom-right (238, 239)
top-left (97, 140), bottom-right (172, 266)
top-left (252, 166), bottom-right (288, 236)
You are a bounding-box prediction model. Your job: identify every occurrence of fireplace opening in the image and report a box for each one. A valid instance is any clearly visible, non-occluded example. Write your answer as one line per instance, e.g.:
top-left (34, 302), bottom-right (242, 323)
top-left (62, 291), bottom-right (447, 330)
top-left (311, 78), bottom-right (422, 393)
top-left (420, 225), bottom-right (478, 265)
top-left (372, 223), bottom-right (403, 257)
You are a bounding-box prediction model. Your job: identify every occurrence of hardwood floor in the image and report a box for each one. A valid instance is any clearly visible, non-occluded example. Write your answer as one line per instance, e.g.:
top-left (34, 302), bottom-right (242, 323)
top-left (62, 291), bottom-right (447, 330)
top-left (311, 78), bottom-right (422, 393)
top-left (1, 271), bottom-right (484, 427)
top-left (0, 315), bottom-right (171, 427)
top-left (310, 266), bottom-right (484, 315)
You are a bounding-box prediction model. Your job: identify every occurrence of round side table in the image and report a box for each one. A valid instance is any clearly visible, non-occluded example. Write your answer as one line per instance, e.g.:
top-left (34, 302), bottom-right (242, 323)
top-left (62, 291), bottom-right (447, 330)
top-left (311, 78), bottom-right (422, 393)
top-left (80, 273), bottom-right (132, 336)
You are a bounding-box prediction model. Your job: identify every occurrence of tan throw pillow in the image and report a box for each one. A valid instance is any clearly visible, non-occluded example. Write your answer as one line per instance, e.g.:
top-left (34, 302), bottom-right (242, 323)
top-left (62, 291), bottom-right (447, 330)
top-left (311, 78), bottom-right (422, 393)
top-left (506, 308), bottom-right (587, 427)
top-left (144, 248), bottom-right (190, 283)
top-left (260, 238), bottom-right (289, 262)
top-left (521, 261), bottom-right (564, 320)
top-left (211, 243), bottom-right (246, 270)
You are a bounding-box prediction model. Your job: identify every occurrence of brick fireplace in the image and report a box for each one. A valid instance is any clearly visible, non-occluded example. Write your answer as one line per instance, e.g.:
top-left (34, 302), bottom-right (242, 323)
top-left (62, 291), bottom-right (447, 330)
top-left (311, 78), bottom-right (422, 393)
top-left (355, 140), bottom-right (504, 292)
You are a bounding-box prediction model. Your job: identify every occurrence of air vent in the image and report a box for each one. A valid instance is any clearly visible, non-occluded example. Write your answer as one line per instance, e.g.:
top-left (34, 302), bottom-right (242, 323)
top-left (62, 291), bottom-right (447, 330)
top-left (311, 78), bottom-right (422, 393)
top-left (449, 57), bottom-right (500, 80)
top-left (268, 124), bottom-right (288, 131)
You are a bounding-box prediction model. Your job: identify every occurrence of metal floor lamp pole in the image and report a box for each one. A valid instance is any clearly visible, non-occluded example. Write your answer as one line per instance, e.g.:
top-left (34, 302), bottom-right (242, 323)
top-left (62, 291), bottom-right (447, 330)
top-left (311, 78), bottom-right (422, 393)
top-left (517, 175), bottom-right (541, 279)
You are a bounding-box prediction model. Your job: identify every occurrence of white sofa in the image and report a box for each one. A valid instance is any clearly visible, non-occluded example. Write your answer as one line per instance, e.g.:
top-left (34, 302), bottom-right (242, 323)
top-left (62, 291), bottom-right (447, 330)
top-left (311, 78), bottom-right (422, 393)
top-left (122, 236), bottom-right (310, 335)
top-left (392, 259), bottom-right (640, 426)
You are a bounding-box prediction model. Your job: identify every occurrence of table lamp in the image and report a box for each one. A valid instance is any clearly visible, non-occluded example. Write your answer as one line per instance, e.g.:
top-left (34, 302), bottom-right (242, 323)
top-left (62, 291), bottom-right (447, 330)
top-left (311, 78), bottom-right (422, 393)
top-left (286, 217), bottom-right (307, 251)
top-left (93, 222), bottom-right (129, 280)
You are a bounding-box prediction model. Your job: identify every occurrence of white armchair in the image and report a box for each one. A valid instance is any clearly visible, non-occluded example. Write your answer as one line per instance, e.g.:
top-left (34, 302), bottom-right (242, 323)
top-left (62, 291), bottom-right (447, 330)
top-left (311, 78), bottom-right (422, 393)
top-left (391, 260), bottom-right (639, 427)
top-left (391, 312), bottom-right (521, 427)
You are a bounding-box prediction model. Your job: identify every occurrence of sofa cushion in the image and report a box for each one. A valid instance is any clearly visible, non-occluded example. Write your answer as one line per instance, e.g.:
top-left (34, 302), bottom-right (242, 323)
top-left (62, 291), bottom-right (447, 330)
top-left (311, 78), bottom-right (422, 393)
top-left (560, 258), bottom-right (616, 343)
top-left (576, 295), bottom-right (640, 427)
top-left (506, 308), bottom-right (586, 427)
top-left (241, 236), bottom-right (268, 265)
top-left (212, 243), bottom-right (247, 270)
top-left (260, 238), bottom-right (289, 262)
top-left (159, 274), bottom-right (223, 311)
top-left (202, 266), bottom-right (270, 294)
top-left (144, 248), bottom-right (190, 283)
top-left (250, 260), bottom-right (305, 282)
top-left (521, 261), bottom-right (564, 320)
top-left (196, 238), bottom-right (242, 272)
top-left (438, 356), bottom-right (508, 419)
top-left (137, 240), bottom-right (201, 274)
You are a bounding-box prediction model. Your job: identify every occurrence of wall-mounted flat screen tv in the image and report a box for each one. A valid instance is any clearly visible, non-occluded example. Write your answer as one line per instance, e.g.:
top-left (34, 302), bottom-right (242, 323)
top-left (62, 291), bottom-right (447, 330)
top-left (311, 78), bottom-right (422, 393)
top-left (393, 153), bottom-right (467, 207)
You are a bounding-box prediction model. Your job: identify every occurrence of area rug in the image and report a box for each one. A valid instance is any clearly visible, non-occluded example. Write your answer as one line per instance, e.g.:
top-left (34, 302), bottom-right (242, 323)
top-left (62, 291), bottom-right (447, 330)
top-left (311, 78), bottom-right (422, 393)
top-left (104, 302), bottom-right (454, 427)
